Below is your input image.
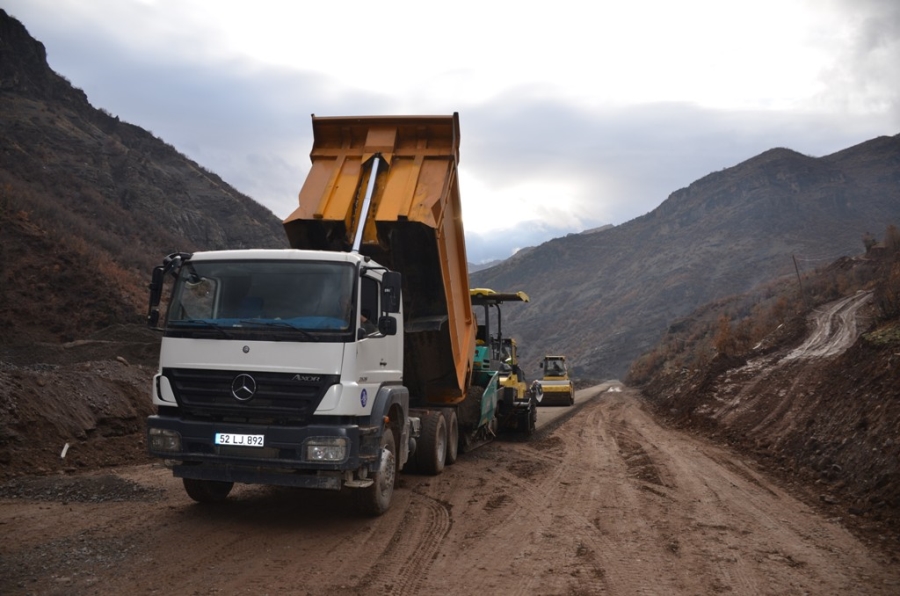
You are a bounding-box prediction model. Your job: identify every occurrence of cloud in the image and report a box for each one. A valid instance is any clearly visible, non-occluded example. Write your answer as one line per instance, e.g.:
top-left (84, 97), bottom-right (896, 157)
top-left (31, 37), bottom-right (898, 263)
top-left (5, 0), bottom-right (899, 266)
top-left (460, 99), bottom-right (889, 226)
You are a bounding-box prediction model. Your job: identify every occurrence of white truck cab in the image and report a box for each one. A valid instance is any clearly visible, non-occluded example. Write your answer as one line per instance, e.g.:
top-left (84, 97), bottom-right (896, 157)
top-left (146, 248), bottom-right (409, 513)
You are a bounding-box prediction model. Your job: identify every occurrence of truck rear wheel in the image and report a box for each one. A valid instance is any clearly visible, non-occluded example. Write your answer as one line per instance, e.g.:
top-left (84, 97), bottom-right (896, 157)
top-left (182, 478), bottom-right (234, 503)
top-left (354, 429), bottom-right (397, 516)
top-left (444, 409), bottom-right (459, 465)
top-left (416, 411), bottom-right (447, 475)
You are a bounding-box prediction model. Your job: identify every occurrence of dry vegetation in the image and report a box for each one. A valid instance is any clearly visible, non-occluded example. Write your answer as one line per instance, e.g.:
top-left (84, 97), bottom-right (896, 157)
top-left (628, 225), bottom-right (900, 385)
top-left (0, 177), bottom-right (149, 346)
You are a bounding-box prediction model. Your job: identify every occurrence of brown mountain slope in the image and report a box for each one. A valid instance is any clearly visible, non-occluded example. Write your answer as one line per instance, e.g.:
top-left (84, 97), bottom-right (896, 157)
top-left (0, 10), bottom-right (293, 476)
top-left (472, 136), bottom-right (900, 381)
top-left (0, 10), bottom-right (288, 352)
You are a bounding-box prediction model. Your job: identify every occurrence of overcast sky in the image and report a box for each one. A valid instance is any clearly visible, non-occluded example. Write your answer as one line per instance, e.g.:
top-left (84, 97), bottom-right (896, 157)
top-left (5, 0), bottom-right (899, 263)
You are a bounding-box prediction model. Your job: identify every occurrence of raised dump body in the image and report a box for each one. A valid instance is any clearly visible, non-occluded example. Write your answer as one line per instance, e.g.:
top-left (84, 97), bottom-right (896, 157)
top-left (284, 114), bottom-right (475, 407)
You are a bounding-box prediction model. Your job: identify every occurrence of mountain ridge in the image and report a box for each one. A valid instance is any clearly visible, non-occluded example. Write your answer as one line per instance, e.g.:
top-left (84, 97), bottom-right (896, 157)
top-left (2, 8), bottom-right (899, 383)
top-left (471, 133), bottom-right (900, 380)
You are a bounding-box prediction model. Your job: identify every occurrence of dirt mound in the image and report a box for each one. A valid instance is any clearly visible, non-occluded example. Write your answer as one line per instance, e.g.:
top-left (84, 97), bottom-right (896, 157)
top-left (0, 328), bottom-right (159, 480)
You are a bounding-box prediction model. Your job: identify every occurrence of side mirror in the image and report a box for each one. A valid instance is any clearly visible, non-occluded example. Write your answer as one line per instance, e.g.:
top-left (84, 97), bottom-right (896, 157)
top-left (147, 266), bottom-right (165, 328)
top-left (149, 266), bottom-right (164, 307)
top-left (381, 271), bottom-right (401, 314)
top-left (378, 316), bottom-right (397, 336)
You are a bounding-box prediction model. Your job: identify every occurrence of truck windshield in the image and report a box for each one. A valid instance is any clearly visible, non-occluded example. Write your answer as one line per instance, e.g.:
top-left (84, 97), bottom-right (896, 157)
top-left (166, 259), bottom-right (356, 339)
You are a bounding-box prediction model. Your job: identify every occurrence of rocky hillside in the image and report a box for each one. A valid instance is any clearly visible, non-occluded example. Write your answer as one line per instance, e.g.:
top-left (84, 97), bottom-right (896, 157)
top-left (0, 10), bottom-right (290, 474)
top-left (472, 136), bottom-right (900, 381)
top-left (0, 10), bottom-right (288, 353)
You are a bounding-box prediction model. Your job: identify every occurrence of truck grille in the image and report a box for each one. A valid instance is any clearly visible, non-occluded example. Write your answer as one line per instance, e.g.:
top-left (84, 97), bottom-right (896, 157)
top-left (163, 368), bottom-right (338, 422)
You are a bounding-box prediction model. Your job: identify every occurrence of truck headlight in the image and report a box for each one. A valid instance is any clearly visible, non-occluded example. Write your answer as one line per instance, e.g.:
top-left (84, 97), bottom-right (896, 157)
top-left (304, 437), bottom-right (348, 462)
top-left (149, 428), bottom-right (182, 452)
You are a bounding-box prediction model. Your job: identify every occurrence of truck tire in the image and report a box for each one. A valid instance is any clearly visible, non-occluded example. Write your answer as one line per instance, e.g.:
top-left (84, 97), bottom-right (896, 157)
top-left (416, 411), bottom-right (447, 475)
top-left (444, 409), bottom-right (459, 465)
top-left (354, 429), bottom-right (397, 516)
top-left (182, 478), bottom-right (233, 503)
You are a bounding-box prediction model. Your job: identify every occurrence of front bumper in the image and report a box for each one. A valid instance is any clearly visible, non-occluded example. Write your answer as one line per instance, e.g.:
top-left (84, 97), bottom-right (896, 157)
top-left (147, 415), bottom-right (379, 490)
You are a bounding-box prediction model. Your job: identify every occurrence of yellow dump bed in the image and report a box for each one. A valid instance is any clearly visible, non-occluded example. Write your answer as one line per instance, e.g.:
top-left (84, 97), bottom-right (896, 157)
top-left (284, 114), bottom-right (475, 405)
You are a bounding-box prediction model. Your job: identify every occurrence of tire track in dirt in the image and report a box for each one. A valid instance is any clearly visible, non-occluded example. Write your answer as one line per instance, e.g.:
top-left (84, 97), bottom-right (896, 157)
top-left (406, 397), bottom-right (622, 595)
top-left (605, 389), bottom-right (896, 595)
top-left (597, 398), bottom-right (729, 595)
top-left (350, 490), bottom-right (452, 595)
top-left (708, 290), bottom-right (873, 429)
top-left (784, 291), bottom-right (872, 361)
top-left (141, 485), bottom-right (397, 596)
top-left (440, 394), bottom-right (695, 595)
top-left (5, 388), bottom-right (899, 595)
top-left (630, 393), bottom-right (862, 594)
top-left (611, 409), bottom-right (768, 595)
top-left (498, 428), bottom-right (613, 595)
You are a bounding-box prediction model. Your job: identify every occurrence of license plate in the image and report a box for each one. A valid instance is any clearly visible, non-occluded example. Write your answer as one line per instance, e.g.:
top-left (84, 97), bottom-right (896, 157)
top-left (215, 433), bottom-right (265, 447)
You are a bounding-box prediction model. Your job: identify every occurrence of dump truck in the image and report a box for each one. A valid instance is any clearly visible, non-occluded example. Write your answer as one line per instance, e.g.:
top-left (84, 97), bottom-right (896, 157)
top-left (537, 355), bottom-right (575, 406)
top-left (145, 113), bottom-right (535, 515)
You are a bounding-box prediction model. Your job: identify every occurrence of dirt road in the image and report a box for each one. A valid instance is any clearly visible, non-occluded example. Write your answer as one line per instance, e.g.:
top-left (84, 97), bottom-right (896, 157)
top-left (2, 385), bottom-right (898, 596)
top-left (784, 290), bottom-right (872, 361)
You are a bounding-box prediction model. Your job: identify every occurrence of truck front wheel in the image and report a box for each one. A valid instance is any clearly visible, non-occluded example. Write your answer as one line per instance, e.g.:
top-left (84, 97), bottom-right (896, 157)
top-left (182, 478), bottom-right (234, 503)
top-left (354, 429), bottom-right (397, 516)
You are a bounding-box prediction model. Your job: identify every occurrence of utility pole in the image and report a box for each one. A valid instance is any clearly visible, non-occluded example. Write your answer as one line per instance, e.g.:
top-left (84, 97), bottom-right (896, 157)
top-left (793, 255), bottom-right (808, 309)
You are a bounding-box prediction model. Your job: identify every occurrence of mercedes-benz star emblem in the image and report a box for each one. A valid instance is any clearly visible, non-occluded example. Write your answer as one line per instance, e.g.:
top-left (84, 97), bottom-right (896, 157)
top-left (231, 373), bottom-right (257, 401)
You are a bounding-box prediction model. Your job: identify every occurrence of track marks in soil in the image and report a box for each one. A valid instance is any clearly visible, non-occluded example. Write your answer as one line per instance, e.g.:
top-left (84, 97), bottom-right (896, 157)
top-left (709, 453), bottom-right (780, 498)
top-left (353, 490), bottom-right (452, 596)
top-left (5, 390), bottom-right (900, 595)
top-left (484, 492), bottom-right (511, 511)
top-left (506, 458), bottom-right (550, 480)
top-left (707, 291), bottom-right (874, 430)
top-left (491, 401), bottom-right (675, 594)
top-left (613, 430), bottom-right (666, 488)
top-left (785, 291), bottom-right (872, 361)
top-left (427, 412), bottom-right (618, 595)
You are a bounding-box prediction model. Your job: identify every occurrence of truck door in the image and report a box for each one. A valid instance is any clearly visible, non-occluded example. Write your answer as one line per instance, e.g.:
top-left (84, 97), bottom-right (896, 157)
top-left (356, 275), bottom-right (402, 399)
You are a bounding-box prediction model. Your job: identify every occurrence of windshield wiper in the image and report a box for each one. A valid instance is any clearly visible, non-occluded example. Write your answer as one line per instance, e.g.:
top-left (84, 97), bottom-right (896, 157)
top-left (169, 319), bottom-right (233, 339)
top-left (237, 319), bottom-right (320, 341)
